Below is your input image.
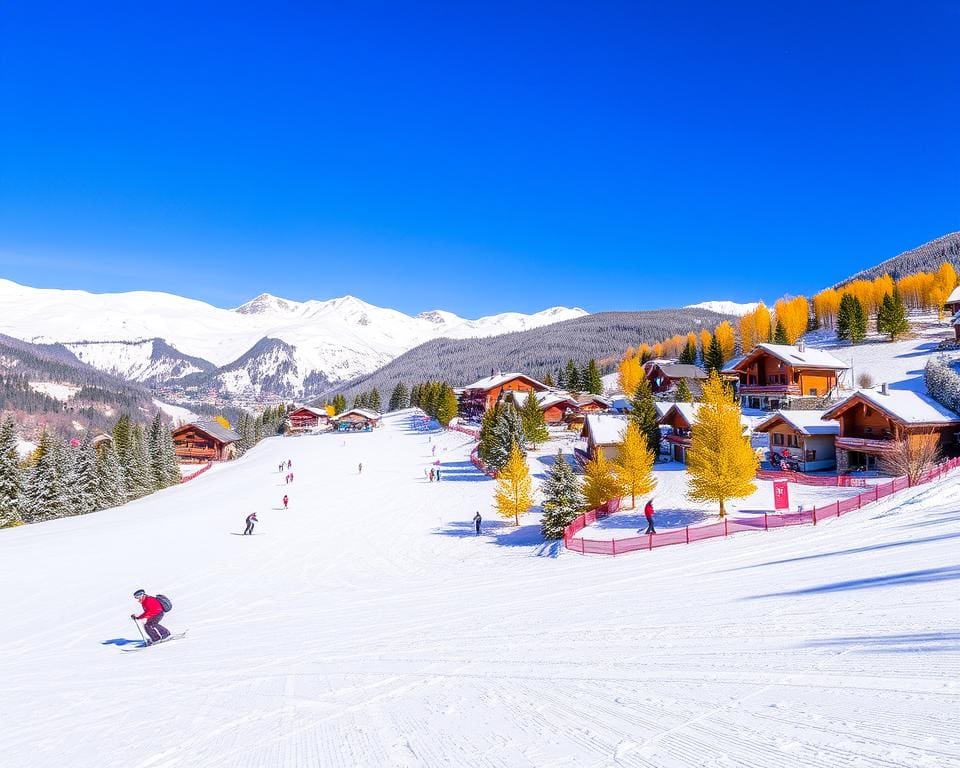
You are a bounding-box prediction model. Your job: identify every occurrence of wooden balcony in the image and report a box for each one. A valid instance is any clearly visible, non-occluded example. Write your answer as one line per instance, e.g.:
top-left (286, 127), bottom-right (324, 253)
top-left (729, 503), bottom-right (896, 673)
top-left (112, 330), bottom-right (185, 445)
top-left (738, 384), bottom-right (802, 396)
top-left (664, 432), bottom-right (691, 447)
top-left (835, 436), bottom-right (895, 453)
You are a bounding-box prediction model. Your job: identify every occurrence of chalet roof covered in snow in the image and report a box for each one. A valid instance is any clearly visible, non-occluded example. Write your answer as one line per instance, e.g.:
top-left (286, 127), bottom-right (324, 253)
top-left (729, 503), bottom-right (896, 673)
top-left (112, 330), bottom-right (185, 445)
top-left (580, 414), bottom-right (627, 445)
top-left (754, 410), bottom-right (840, 436)
top-left (189, 420), bottom-right (241, 443)
top-left (729, 344), bottom-right (850, 371)
top-left (291, 406), bottom-right (328, 417)
top-left (721, 354), bottom-right (746, 374)
top-left (649, 363), bottom-right (708, 380)
top-left (461, 372), bottom-right (549, 392)
top-left (333, 408), bottom-right (382, 421)
top-left (822, 388), bottom-right (960, 426)
top-left (946, 286), bottom-right (960, 305)
top-left (506, 390), bottom-right (578, 409)
top-left (659, 402), bottom-right (751, 430)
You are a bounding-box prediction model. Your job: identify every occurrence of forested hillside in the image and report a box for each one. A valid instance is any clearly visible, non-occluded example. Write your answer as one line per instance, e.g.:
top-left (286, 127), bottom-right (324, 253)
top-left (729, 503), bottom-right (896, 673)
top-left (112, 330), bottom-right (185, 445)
top-left (838, 232), bottom-right (960, 285)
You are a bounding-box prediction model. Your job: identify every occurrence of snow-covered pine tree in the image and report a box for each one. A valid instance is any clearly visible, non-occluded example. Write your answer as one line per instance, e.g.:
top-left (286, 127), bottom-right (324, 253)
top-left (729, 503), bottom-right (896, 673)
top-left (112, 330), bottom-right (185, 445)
top-left (160, 424), bottom-right (181, 486)
top-left (614, 421), bottom-right (656, 509)
top-left (147, 414), bottom-right (166, 489)
top-left (487, 403), bottom-right (525, 472)
top-left (126, 424), bottom-right (154, 499)
top-left (520, 391), bottom-right (549, 448)
top-left (22, 431), bottom-right (69, 523)
top-left (368, 388), bottom-right (382, 412)
top-left (388, 382), bottom-right (409, 411)
top-left (705, 334), bottom-right (724, 375)
top-left (494, 442), bottom-right (534, 526)
top-left (686, 371), bottom-right (758, 517)
top-left (72, 436), bottom-right (99, 515)
top-left (94, 440), bottom-right (126, 509)
top-left (629, 378), bottom-right (661, 456)
top-left (585, 359), bottom-right (603, 395)
top-left (540, 450), bottom-right (585, 538)
top-left (582, 449), bottom-right (625, 511)
top-left (565, 360), bottom-right (581, 395)
top-left (0, 415), bottom-right (24, 527)
top-left (556, 365), bottom-right (567, 390)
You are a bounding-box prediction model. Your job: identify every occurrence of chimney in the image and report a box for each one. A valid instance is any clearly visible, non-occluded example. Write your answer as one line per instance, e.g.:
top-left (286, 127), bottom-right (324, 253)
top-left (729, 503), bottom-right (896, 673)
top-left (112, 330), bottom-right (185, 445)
top-left (880, 382), bottom-right (889, 395)
top-left (797, 340), bottom-right (806, 353)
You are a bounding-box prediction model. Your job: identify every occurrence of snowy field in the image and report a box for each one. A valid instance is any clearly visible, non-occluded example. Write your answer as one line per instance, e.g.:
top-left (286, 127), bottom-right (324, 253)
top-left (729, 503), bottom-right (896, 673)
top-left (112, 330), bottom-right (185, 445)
top-left (1, 410), bottom-right (959, 767)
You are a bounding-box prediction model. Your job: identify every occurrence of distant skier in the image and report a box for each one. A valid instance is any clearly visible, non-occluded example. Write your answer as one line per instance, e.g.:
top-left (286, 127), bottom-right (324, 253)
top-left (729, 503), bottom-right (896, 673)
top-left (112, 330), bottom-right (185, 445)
top-left (358, 462), bottom-right (363, 474)
top-left (432, 445), bottom-right (436, 456)
top-left (282, 494), bottom-right (289, 510)
top-left (643, 499), bottom-right (656, 535)
top-left (473, 511), bottom-right (482, 535)
top-left (287, 459), bottom-right (292, 469)
top-left (436, 469), bottom-right (441, 481)
top-left (278, 463), bottom-right (283, 473)
top-left (424, 468), bottom-right (429, 480)
top-left (244, 512), bottom-right (258, 535)
top-left (429, 468), bottom-right (435, 482)
top-left (131, 589), bottom-right (170, 645)
top-left (289, 472), bottom-right (294, 483)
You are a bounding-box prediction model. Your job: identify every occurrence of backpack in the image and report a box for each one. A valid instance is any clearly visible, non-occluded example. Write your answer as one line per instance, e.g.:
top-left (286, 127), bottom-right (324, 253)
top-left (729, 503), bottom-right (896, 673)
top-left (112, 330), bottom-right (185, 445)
top-left (156, 594), bottom-right (173, 613)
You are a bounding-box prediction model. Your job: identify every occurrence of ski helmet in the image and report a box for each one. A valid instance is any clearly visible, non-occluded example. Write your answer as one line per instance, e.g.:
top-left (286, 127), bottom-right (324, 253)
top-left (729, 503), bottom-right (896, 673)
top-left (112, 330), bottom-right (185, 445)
top-left (133, 589), bottom-right (146, 598)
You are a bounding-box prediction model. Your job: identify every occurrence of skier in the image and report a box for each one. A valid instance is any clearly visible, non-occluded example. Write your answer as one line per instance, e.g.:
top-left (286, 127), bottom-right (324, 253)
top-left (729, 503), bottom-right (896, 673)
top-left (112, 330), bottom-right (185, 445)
top-left (643, 499), bottom-right (656, 535)
top-left (358, 462), bottom-right (363, 474)
top-left (436, 468), bottom-right (441, 481)
top-left (244, 512), bottom-right (258, 535)
top-left (432, 445), bottom-right (436, 456)
top-left (287, 459), bottom-right (292, 469)
top-left (473, 511), bottom-right (482, 535)
top-left (429, 467), bottom-right (435, 482)
top-left (289, 472), bottom-right (294, 483)
top-left (131, 589), bottom-right (170, 645)
top-left (282, 494), bottom-right (289, 510)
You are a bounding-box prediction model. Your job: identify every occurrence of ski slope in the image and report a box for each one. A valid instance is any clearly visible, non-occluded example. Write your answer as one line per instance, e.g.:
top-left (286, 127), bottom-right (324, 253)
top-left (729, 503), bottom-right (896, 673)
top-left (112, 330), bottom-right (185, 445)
top-left (1, 411), bottom-right (958, 767)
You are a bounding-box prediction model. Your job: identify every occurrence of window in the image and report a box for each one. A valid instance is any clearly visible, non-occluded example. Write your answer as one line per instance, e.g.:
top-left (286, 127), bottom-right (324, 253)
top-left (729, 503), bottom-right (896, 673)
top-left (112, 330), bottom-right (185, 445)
top-left (805, 450), bottom-right (816, 461)
top-left (788, 434), bottom-right (799, 448)
top-left (809, 388), bottom-right (818, 396)
top-left (773, 433), bottom-right (784, 446)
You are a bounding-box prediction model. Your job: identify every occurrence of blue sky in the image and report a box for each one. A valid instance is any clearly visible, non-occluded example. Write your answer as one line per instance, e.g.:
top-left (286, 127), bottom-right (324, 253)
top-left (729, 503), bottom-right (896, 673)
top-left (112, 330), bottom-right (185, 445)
top-left (1, 2), bottom-right (957, 316)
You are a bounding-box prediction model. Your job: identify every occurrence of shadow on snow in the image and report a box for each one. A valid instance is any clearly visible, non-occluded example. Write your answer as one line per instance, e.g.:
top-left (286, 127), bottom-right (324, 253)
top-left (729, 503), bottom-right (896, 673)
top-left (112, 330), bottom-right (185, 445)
top-left (745, 565), bottom-right (960, 599)
top-left (432, 520), bottom-right (562, 557)
top-left (801, 632), bottom-right (960, 653)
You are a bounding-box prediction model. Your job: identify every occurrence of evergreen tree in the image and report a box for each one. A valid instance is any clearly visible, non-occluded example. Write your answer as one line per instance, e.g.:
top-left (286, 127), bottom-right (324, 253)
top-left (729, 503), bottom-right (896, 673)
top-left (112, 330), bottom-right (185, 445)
top-left (368, 388), bottom-right (382, 413)
top-left (0, 415), bottom-right (24, 527)
top-left (520, 390), bottom-right (549, 448)
top-left (148, 414), bottom-right (167, 490)
top-left (494, 442), bottom-right (534, 526)
top-left (353, 392), bottom-right (367, 409)
top-left (112, 413), bottom-right (134, 488)
top-left (95, 441), bottom-right (126, 510)
top-left (160, 425), bottom-right (181, 487)
top-left (436, 384), bottom-right (459, 426)
top-left (629, 378), bottom-right (661, 456)
top-left (837, 293), bottom-right (867, 342)
top-left (773, 319), bottom-right (789, 345)
top-left (543, 371), bottom-right (554, 388)
top-left (540, 450), bottom-right (585, 538)
top-left (23, 431), bottom-right (69, 523)
top-left (72, 436), bottom-right (99, 516)
top-left (686, 372), bottom-right (758, 517)
top-left (679, 339), bottom-right (697, 365)
top-left (332, 394), bottom-right (347, 415)
top-left (704, 334), bottom-right (725, 375)
top-left (675, 378), bottom-right (692, 403)
top-left (877, 289), bottom-right (909, 340)
top-left (565, 360), bottom-right (581, 394)
top-left (126, 424), bottom-right (154, 498)
top-left (388, 382), bottom-right (409, 411)
top-left (615, 421), bottom-right (657, 509)
top-left (851, 295), bottom-right (868, 341)
top-left (585, 359), bottom-right (603, 395)
top-left (582, 449), bottom-right (625, 511)
top-left (486, 403), bottom-right (525, 472)
top-left (556, 365), bottom-right (567, 390)
top-left (253, 415), bottom-right (263, 442)
top-left (477, 403), bottom-right (501, 467)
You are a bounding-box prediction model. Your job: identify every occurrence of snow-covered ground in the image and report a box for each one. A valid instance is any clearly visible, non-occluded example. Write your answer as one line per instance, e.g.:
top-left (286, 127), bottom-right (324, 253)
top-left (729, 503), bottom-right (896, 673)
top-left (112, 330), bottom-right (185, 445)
top-left (1, 410), bottom-right (958, 767)
top-left (28, 381), bottom-right (81, 401)
top-left (153, 398), bottom-right (198, 425)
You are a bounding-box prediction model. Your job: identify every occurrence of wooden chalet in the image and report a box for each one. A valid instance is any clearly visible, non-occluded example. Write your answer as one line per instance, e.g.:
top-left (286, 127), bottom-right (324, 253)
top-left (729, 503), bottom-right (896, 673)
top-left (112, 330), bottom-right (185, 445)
top-left (580, 414), bottom-right (628, 463)
top-left (172, 420), bottom-right (241, 463)
top-left (331, 408), bottom-right (381, 432)
top-left (753, 410), bottom-right (839, 471)
top-left (950, 310), bottom-right (960, 342)
top-left (288, 406), bottom-right (329, 433)
top-left (576, 394), bottom-right (611, 413)
top-left (659, 402), bottom-right (751, 464)
top-left (945, 286), bottom-right (960, 318)
top-left (505, 390), bottom-right (579, 425)
top-left (646, 363), bottom-right (708, 395)
top-left (458, 372), bottom-right (550, 419)
top-left (722, 342), bottom-right (849, 410)
top-left (821, 386), bottom-right (960, 472)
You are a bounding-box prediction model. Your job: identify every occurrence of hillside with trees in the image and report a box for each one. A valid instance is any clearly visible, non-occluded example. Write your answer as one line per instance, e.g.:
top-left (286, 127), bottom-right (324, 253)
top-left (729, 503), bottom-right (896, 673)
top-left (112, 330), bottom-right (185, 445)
top-left (838, 232), bottom-right (960, 284)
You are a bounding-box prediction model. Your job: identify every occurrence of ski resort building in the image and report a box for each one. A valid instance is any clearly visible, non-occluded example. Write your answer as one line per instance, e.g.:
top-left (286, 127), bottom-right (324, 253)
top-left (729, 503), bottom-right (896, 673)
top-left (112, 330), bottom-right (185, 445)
top-left (504, 390), bottom-right (579, 424)
top-left (659, 402), bottom-right (752, 464)
top-left (172, 420), bottom-right (241, 463)
top-left (645, 362), bottom-right (708, 396)
top-left (945, 286), bottom-right (960, 317)
top-left (821, 386), bottom-right (960, 472)
top-left (331, 408), bottom-right (382, 432)
top-left (580, 414), bottom-right (628, 463)
top-left (753, 410), bottom-right (840, 471)
top-left (576, 394), bottom-right (611, 413)
top-left (722, 343), bottom-right (849, 410)
top-left (457, 372), bottom-right (550, 419)
top-left (288, 406), bottom-right (329, 433)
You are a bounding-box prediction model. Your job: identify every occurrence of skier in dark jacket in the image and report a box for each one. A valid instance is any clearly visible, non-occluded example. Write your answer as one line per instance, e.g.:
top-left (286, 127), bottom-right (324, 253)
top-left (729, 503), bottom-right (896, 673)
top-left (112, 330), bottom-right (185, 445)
top-left (244, 512), bottom-right (258, 535)
top-left (473, 511), bottom-right (482, 535)
top-left (643, 499), bottom-right (656, 535)
top-left (131, 590), bottom-right (170, 644)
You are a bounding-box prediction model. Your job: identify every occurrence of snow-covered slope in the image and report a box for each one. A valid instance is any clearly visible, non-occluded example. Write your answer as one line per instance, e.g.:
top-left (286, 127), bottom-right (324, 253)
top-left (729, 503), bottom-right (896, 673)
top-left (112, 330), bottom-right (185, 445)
top-left (686, 299), bottom-right (760, 316)
top-left (0, 412), bottom-right (957, 767)
top-left (0, 279), bottom-right (587, 397)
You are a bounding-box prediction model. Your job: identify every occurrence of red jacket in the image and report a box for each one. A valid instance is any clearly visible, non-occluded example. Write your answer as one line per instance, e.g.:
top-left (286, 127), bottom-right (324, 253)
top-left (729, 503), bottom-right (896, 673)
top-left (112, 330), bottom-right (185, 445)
top-left (135, 596), bottom-right (164, 620)
top-left (644, 503), bottom-right (654, 519)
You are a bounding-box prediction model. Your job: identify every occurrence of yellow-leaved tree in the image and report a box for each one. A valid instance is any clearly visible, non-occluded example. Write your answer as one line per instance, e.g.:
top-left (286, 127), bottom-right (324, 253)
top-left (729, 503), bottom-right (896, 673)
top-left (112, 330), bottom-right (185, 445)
top-left (714, 321), bottom-right (736, 362)
top-left (618, 354), bottom-right (643, 396)
top-left (324, 403), bottom-right (335, 417)
top-left (615, 421), bottom-right (656, 509)
top-left (495, 442), bottom-right (535, 526)
top-left (213, 415), bottom-right (232, 430)
top-left (582, 449), bottom-right (625, 511)
top-left (686, 372), bottom-right (759, 517)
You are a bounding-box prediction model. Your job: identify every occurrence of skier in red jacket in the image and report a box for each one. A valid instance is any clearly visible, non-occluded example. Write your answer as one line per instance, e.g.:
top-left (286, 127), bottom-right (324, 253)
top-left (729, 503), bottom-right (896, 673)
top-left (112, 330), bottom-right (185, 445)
top-left (643, 499), bottom-right (656, 535)
top-left (131, 589), bottom-right (170, 644)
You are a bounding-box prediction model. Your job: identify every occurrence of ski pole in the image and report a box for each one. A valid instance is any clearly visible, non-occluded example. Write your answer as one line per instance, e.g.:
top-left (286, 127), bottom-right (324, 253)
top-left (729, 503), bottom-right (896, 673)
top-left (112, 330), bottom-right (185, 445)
top-left (132, 617), bottom-right (146, 645)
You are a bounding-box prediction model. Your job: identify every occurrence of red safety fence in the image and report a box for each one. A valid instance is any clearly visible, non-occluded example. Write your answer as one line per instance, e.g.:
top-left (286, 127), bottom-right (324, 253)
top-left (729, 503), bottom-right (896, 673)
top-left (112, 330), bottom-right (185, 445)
top-left (180, 463), bottom-right (213, 483)
top-left (757, 469), bottom-right (869, 487)
top-left (449, 423), bottom-right (481, 439)
top-left (565, 458), bottom-right (960, 556)
top-left (469, 445), bottom-right (497, 478)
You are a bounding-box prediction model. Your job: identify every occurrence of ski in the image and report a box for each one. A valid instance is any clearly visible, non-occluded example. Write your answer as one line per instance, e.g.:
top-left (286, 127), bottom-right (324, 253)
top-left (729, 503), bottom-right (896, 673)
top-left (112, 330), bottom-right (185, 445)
top-left (121, 630), bottom-right (188, 651)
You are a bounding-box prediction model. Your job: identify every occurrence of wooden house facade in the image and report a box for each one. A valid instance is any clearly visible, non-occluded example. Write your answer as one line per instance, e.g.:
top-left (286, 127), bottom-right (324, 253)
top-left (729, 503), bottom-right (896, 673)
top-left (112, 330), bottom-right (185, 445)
top-left (753, 410), bottom-right (839, 471)
top-left (580, 414), bottom-right (628, 463)
top-left (722, 343), bottom-right (849, 410)
top-left (458, 373), bottom-right (550, 419)
top-left (658, 402), bottom-right (752, 464)
top-left (172, 421), bottom-right (241, 463)
top-left (821, 386), bottom-right (960, 472)
top-left (288, 406), bottom-right (329, 433)
top-left (505, 391), bottom-right (579, 425)
top-left (331, 408), bottom-right (382, 432)
top-left (646, 363), bottom-right (708, 395)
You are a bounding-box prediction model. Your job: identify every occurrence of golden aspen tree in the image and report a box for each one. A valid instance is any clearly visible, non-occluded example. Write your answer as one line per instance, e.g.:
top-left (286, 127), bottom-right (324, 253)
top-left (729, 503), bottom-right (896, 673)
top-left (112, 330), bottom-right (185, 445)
top-left (754, 303), bottom-right (772, 344)
top-left (582, 449), bottom-right (626, 511)
top-left (773, 296), bottom-right (809, 345)
top-left (686, 372), bottom-right (758, 518)
top-left (714, 321), bottom-right (736, 361)
top-left (739, 311), bottom-right (757, 353)
top-left (813, 288), bottom-right (841, 328)
top-left (699, 329), bottom-right (712, 361)
top-left (651, 342), bottom-right (664, 359)
top-left (638, 342), bottom-right (652, 362)
top-left (614, 421), bottom-right (656, 509)
top-left (618, 354), bottom-right (643, 396)
top-left (494, 442), bottom-right (535, 526)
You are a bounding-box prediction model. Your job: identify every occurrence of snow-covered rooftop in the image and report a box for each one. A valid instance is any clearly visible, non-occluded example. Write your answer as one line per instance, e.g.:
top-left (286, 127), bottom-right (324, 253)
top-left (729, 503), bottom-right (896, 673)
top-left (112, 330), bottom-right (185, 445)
top-left (581, 414), bottom-right (628, 445)
top-left (742, 344), bottom-right (850, 370)
top-left (754, 410), bottom-right (839, 436)
top-left (660, 402), bottom-right (751, 430)
top-left (189, 420), bottom-right (241, 443)
top-left (506, 390), bottom-right (578, 409)
top-left (649, 363), bottom-right (707, 380)
top-left (334, 408), bottom-right (382, 420)
top-left (825, 388), bottom-right (960, 425)
top-left (947, 285), bottom-right (960, 305)
top-left (461, 372), bottom-right (548, 391)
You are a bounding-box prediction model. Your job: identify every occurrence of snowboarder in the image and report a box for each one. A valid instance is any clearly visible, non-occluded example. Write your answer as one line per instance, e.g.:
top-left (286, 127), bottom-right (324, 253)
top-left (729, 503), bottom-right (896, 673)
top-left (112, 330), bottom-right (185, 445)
top-left (282, 494), bottom-right (289, 510)
top-left (473, 511), bottom-right (482, 535)
top-left (131, 589), bottom-right (170, 645)
top-left (643, 499), bottom-right (656, 535)
top-left (244, 512), bottom-right (258, 535)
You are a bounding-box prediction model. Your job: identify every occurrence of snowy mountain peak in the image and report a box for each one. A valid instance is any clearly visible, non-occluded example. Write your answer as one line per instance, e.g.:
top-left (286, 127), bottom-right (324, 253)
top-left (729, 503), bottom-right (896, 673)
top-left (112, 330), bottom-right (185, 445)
top-left (685, 300), bottom-right (760, 316)
top-left (233, 293), bottom-right (302, 315)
